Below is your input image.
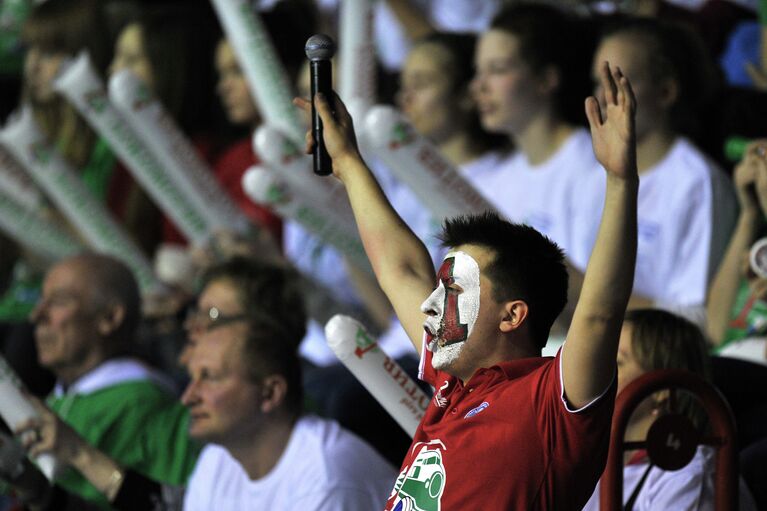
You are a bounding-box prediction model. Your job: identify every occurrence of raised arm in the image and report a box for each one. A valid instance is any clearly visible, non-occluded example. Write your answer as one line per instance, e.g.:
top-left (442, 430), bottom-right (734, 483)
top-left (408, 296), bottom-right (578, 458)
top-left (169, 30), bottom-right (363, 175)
top-left (562, 62), bottom-right (638, 408)
top-left (295, 94), bottom-right (435, 353)
top-left (707, 142), bottom-right (767, 345)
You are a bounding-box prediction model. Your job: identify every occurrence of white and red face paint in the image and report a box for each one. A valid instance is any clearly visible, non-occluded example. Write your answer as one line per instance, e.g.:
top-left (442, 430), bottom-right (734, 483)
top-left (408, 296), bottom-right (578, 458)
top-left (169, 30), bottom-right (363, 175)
top-left (421, 251), bottom-right (481, 370)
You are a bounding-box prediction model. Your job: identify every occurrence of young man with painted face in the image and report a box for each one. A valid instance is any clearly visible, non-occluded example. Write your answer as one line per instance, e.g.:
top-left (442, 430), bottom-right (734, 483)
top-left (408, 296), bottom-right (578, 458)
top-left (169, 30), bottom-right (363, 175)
top-left (296, 60), bottom-right (638, 510)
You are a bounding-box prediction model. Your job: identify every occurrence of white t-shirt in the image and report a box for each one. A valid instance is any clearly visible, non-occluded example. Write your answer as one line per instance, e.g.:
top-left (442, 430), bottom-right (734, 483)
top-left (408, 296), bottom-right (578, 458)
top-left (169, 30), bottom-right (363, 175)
top-left (570, 137), bottom-right (737, 310)
top-left (472, 128), bottom-right (601, 255)
top-left (581, 446), bottom-right (757, 511)
top-left (183, 416), bottom-right (396, 510)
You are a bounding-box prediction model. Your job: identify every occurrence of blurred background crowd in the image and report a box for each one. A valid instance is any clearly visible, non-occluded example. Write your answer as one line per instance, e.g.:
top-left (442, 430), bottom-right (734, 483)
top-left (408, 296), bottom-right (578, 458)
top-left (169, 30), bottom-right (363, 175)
top-left (0, 0), bottom-right (766, 509)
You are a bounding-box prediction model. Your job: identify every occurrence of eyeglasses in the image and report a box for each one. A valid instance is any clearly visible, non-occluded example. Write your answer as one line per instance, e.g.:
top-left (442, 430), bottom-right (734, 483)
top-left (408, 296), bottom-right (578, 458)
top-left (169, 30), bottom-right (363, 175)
top-left (184, 306), bottom-right (249, 332)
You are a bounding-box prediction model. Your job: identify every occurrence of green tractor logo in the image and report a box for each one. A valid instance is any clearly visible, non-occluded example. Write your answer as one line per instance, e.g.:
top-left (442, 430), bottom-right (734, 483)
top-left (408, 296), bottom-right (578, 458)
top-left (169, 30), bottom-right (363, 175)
top-left (391, 442), bottom-right (446, 511)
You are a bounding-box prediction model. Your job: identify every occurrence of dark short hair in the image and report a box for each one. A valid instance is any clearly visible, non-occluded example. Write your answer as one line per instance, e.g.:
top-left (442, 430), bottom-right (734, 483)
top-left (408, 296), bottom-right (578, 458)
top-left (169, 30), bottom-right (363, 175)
top-left (624, 308), bottom-right (711, 429)
top-left (202, 258), bottom-right (307, 414)
top-left (598, 16), bottom-right (717, 138)
top-left (490, 3), bottom-right (596, 125)
top-left (438, 212), bottom-right (568, 349)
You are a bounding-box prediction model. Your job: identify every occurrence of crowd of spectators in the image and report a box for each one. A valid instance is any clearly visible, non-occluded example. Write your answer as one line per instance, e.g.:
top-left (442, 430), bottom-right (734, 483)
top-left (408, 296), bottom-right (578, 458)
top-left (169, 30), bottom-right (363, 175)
top-left (0, 0), bottom-right (766, 509)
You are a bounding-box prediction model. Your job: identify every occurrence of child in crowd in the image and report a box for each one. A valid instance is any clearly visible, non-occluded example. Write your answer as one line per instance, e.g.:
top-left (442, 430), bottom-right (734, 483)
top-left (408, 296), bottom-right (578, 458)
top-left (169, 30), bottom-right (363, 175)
top-left (582, 308), bottom-right (757, 510)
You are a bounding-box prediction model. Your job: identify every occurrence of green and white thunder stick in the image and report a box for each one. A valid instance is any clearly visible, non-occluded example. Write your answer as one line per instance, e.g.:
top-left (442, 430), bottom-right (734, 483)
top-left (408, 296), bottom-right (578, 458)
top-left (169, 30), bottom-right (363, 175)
top-left (325, 315), bottom-right (429, 437)
top-left (363, 105), bottom-right (496, 220)
top-left (338, 0), bottom-right (376, 122)
top-left (0, 106), bottom-right (160, 293)
top-left (210, 0), bottom-right (305, 145)
top-left (241, 164), bottom-right (371, 273)
top-left (240, 167), bottom-right (370, 328)
top-left (0, 148), bottom-right (44, 211)
top-left (109, 70), bottom-right (252, 237)
top-left (0, 184), bottom-right (82, 262)
top-left (53, 52), bottom-right (210, 245)
top-left (253, 124), bottom-right (356, 228)
top-left (0, 148), bottom-right (82, 261)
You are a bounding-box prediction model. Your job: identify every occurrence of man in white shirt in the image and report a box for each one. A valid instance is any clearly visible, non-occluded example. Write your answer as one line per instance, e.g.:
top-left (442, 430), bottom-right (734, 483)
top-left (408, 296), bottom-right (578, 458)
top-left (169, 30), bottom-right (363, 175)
top-left (181, 258), bottom-right (396, 510)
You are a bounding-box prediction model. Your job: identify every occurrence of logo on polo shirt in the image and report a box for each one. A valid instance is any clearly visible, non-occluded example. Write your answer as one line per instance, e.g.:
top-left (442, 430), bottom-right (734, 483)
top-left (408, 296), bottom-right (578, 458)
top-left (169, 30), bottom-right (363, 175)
top-left (463, 401), bottom-right (489, 419)
top-left (390, 440), bottom-right (446, 511)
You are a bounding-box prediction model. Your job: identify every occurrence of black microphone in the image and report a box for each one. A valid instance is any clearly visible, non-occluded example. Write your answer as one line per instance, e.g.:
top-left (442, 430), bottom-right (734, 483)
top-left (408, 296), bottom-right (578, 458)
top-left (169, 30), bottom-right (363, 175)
top-left (305, 34), bottom-right (336, 176)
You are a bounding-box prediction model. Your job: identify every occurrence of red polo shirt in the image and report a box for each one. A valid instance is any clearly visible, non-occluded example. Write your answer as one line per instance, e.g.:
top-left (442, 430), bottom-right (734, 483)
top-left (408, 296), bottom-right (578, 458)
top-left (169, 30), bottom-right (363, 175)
top-left (385, 345), bottom-right (616, 511)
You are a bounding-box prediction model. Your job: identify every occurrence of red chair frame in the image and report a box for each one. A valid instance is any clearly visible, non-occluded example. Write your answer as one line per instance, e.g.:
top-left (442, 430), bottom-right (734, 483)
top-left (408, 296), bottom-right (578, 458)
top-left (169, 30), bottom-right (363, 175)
top-left (600, 369), bottom-right (738, 510)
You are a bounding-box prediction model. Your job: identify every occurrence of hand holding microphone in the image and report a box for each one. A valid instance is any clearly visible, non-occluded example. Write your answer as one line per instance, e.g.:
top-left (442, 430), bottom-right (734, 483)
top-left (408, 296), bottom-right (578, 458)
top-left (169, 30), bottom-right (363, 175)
top-left (298, 35), bottom-right (362, 178)
top-left (305, 34), bottom-right (337, 176)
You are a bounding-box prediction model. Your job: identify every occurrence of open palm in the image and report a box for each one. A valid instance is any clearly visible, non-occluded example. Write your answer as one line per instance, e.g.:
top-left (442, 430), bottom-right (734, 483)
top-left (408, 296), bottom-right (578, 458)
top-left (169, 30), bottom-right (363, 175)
top-left (586, 61), bottom-right (637, 180)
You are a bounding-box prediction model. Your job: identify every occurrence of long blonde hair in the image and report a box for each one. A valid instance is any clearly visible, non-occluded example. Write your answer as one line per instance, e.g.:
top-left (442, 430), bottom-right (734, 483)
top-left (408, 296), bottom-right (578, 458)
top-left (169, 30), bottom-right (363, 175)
top-left (22, 0), bottom-right (110, 168)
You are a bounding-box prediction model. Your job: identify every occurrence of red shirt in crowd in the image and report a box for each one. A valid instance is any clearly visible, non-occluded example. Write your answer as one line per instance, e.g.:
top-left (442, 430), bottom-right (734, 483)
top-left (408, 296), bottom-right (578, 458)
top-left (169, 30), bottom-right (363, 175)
top-left (213, 138), bottom-right (282, 245)
top-left (385, 345), bottom-right (616, 511)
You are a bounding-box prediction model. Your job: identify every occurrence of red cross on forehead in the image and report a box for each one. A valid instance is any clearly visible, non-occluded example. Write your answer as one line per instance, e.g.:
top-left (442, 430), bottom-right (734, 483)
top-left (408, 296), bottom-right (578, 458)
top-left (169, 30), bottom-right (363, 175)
top-left (437, 256), bottom-right (456, 284)
top-left (435, 256), bottom-right (468, 346)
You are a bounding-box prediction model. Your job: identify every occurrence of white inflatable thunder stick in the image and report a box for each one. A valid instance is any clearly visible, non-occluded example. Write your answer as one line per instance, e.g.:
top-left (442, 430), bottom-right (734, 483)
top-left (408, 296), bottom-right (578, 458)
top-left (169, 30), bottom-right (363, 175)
top-left (0, 356), bottom-right (58, 481)
top-left (0, 150), bottom-right (78, 260)
top-left (338, 0), bottom-right (376, 122)
top-left (0, 149), bottom-right (44, 211)
top-left (325, 315), bottom-right (429, 438)
top-left (53, 53), bottom-right (210, 245)
top-left (209, 0), bottom-right (304, 145)
top-left (242, 165), bottom-right (371, 273)
top-left (0, 107), bottom-right (160, 293)
top-left (253, 125), bottom-right (356, 225)
top-left (109, 70), bottom-right (252, 237)
top-left (0, 187), bottom-right (82, 262)
top-left (363, 106), bottom-right (496, 220)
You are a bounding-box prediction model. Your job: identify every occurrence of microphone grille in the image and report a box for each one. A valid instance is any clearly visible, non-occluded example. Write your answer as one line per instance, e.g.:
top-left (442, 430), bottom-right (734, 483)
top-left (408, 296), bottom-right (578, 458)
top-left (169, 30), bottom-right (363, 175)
top-left (305, 34), bottom-right (336, 60)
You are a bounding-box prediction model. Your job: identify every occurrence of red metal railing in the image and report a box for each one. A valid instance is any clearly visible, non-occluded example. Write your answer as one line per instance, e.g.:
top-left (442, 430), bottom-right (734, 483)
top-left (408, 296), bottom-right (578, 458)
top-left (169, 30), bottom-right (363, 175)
top-left (600, 369), bottom-right (738, 510)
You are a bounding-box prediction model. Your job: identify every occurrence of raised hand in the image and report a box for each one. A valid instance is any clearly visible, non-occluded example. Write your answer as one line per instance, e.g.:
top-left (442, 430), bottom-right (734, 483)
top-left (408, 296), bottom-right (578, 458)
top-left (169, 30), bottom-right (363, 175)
top-left (585, 61), bottom-right (637, 180)
top-left (293, 93), bottom-right (361, 178)
top-left (734, 141), bottom-right (767, 216)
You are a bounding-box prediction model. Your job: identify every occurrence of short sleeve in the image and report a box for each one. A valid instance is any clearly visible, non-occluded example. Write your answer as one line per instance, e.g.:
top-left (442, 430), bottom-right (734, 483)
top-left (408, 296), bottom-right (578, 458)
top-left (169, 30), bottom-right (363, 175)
top-left (532, 349), bottom-right (617, 508)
